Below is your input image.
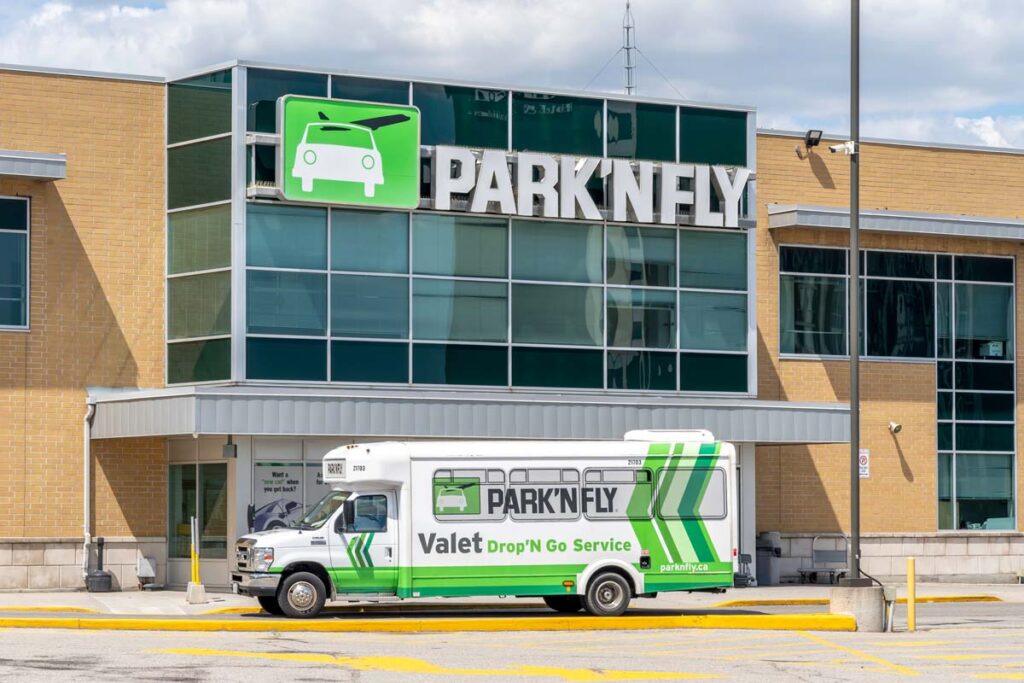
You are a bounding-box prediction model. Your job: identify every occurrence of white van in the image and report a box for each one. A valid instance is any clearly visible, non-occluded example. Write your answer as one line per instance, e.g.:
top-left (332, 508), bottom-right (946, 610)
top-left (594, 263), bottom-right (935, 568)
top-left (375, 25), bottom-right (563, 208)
top-left (232, 431), bottom-right (737, 618)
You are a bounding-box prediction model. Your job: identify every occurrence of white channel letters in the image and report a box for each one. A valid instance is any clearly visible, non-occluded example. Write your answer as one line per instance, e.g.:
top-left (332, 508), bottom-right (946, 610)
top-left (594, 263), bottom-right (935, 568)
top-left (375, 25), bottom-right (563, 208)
top-left (431, 146), bottom-right (751, 228)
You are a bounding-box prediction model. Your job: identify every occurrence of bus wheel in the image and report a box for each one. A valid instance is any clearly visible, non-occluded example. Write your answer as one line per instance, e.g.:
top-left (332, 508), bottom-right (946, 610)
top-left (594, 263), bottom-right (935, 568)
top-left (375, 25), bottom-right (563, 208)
top-left (257, 595), bottom-right (284, 615)
top-left (584, 572), bottom-right (631, 617)
top-left (543, 595), bottom-right (583, 613)
top-left (278, 571), bottom-right (327, 618)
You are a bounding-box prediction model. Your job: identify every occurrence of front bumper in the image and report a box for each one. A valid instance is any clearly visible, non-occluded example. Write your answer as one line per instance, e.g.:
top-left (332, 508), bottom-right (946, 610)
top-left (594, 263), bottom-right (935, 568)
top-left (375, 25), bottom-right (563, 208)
top-left (231, 571), bottom-right (280, 597)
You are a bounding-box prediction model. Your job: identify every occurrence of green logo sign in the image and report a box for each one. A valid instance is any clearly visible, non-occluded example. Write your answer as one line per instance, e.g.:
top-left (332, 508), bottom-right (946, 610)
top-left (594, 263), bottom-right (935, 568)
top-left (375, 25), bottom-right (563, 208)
top-left (279, 95), bottom-right (420, 208)
top-left (432, 477), bottom-right (481, 516)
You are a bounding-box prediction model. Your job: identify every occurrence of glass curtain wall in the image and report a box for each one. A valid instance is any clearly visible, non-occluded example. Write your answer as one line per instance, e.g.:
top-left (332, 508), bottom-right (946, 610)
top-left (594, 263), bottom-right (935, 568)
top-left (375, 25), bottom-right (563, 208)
top-left (166, 69), bottom-right (233, 384)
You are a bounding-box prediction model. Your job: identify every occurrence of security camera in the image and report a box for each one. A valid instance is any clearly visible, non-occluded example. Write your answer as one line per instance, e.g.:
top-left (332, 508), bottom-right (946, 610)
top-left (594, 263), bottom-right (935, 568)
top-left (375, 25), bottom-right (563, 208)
top-left (888, 421), bottom-right (902, 435)
top-left (829, 141), bottom-right (856, 155)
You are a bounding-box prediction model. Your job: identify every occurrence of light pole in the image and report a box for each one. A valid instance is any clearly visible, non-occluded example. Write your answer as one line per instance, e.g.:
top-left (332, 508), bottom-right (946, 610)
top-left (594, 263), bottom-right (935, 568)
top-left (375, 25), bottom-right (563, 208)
top-left (842, 0), bottom-right (870, 589)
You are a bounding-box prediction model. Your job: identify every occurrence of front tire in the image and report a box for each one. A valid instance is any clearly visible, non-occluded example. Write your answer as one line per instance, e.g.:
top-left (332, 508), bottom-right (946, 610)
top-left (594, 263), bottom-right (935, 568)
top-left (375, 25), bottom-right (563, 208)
top-left (277, 571), bottom-right (327, 618)
top-left (257, 595), bottom-right (284, 615)
top-left (543, 595), bottom-right (584, 613)
top-left (584, 572), bottom-right (631, 617)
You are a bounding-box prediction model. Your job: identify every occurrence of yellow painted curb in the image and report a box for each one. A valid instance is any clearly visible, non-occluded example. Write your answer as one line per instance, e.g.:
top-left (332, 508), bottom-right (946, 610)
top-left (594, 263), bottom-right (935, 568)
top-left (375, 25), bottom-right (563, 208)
top-left (200, 602), bottom-right (545, 616)
top-left (0, 612), bottom-right (856, 633)
top-left (0, 606), bottom-right (101, 614)
top-left (714, 595), bottom-right (1001, 608)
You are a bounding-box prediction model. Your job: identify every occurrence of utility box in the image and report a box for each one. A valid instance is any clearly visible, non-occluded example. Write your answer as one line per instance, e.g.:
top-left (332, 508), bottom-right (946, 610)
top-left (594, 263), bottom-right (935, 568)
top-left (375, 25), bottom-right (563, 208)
top-left (756, 531), bottom-right (782, 586)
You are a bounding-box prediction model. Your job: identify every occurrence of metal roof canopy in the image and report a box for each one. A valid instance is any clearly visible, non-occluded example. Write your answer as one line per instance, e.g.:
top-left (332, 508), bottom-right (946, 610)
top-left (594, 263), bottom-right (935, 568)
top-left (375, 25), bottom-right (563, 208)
top-left (768, 203), bottom-right (1024, 241)
top-left (0, 149), bottom-right (66, 181)
top-left (88, 385), bottom-right (850, 444)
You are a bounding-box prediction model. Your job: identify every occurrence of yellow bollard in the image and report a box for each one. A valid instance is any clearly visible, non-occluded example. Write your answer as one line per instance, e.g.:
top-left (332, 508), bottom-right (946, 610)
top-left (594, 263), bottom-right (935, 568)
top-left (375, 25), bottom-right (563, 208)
top-left (907, 556), bottom-right (916, 632)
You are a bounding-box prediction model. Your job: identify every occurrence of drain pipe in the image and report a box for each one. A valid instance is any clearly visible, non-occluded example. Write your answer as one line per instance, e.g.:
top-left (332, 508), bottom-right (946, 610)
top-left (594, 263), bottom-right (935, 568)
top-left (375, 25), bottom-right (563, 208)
top-left (82, 400), bottom-right (96, 578)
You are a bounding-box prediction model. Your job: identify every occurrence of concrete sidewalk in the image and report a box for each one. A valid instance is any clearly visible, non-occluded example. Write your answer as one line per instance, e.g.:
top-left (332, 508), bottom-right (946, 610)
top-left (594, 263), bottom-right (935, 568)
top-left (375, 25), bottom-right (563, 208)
top-left (0, 582), bottom-right (1018, 615)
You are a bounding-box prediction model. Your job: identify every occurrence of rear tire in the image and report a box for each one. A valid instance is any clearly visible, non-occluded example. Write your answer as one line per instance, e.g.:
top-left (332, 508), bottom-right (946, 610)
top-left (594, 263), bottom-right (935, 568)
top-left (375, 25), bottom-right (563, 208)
top-left (583, 572), bottom-right (631, 617)
top-left (277, 571), bottom-right (327, 619)
top-left (543, 595), bottom-right (584, 613)
top-left (257, 595), bottom-right (284, 615)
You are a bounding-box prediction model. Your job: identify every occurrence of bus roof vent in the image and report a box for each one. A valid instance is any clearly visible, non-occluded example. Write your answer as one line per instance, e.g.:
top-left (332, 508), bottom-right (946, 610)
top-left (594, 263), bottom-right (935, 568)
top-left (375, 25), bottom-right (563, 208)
top-left (623, 429), bottom-right (715, 443)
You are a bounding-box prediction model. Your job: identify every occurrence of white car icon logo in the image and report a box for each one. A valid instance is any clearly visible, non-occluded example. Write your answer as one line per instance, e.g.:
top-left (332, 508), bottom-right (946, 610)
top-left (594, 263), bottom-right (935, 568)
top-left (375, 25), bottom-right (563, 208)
top-left (436, 487), bottom-right (468, 512)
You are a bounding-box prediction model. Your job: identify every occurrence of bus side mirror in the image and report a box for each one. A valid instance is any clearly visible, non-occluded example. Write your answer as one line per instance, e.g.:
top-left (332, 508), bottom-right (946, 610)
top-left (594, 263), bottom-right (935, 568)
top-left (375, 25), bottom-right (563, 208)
top-left (335, 500), bottom-right (355, 533)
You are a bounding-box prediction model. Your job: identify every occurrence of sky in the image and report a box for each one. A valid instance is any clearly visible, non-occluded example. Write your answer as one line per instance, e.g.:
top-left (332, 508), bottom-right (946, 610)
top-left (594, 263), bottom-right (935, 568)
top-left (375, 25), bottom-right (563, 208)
top-left (1, 0), bottom-right (1024, 148)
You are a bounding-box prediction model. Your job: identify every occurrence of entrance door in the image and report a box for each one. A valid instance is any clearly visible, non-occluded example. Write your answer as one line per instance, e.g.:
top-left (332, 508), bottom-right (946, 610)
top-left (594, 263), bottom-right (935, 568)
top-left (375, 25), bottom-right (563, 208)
top-left (330, 491), bottom-right (398, 595)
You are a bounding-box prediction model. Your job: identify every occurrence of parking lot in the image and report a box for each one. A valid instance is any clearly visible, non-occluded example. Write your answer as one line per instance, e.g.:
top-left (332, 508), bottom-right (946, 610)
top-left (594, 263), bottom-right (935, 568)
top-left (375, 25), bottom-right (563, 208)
top-left (1, 602), bottom-right (1023, 681)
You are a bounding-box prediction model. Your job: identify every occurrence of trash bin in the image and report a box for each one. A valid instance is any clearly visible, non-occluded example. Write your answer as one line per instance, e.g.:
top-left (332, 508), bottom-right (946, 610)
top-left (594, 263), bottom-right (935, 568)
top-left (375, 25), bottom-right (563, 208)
top-left (755, 531), bottom-right (782, 586)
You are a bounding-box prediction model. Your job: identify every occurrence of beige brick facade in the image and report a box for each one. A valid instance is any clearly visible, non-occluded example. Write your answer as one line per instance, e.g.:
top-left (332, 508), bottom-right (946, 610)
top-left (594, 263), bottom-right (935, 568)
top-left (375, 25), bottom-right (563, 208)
top-left (756, 132), bottom-right (1024, 540)
top-left (0, 70), bottom-right (166, 552)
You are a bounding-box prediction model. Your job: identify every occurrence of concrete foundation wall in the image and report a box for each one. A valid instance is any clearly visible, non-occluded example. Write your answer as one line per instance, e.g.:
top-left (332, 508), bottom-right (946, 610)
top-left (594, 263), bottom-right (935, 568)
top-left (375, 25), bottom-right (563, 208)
top-left (0, 538), bottom-right (166, 591)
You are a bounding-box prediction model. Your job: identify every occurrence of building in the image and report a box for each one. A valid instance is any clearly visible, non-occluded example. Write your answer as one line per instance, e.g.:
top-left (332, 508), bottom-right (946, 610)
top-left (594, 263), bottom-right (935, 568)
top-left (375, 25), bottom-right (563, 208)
top-left (0, 59), bottom-right (1018, 591)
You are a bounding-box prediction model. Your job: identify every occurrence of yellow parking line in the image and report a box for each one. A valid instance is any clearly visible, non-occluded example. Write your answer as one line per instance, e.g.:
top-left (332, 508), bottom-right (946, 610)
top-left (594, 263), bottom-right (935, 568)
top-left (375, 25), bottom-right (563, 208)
top-left (974, 675), bottom-right (1024, 680)
top-left (152, 648), bottom-right (722, 680)
top-left (868, 641), bottom-right (952, 647)
top-left (916, 654), bottom-right (1019, 661)
top-left (798, 631), bottom-right (920, 677)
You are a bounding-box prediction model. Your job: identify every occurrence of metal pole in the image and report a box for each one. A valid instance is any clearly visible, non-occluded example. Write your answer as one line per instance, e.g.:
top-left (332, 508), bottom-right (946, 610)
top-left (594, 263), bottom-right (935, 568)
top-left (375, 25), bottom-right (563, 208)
top-left (844, 0), bottom-right (869, 588)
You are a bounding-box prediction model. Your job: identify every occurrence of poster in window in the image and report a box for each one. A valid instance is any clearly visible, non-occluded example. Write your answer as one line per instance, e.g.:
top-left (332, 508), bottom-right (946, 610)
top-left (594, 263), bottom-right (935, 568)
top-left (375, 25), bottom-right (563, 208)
top-left (252, 462), bottom-right (304, 531)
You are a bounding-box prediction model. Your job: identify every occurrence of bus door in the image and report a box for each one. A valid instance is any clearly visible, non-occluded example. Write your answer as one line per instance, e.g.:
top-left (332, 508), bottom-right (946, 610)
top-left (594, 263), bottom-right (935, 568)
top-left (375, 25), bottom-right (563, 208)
top-left (331, 491), bottom-right (398, 594)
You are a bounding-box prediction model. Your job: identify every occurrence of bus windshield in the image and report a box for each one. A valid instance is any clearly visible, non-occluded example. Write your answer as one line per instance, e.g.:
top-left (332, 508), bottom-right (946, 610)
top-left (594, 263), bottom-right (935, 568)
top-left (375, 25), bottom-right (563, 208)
top-left (295, 490), bottom-right (349, 530)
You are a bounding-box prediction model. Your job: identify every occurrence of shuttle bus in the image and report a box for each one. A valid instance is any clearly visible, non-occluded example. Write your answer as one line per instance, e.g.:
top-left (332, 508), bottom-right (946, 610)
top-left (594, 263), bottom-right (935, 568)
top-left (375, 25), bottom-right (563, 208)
top-left (232, 430), bottom-right (737, 618)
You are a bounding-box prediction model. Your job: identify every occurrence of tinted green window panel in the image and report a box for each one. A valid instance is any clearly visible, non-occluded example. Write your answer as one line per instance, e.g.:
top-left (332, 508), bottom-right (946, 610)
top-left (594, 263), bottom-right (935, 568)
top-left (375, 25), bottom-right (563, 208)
top-left (779, 275), bottom-right (846, 355)
top-left (938, 423), bottom-right (953, 451)
top-left (679, 107), bottom-right (747, 166)
top-left (680, 353), bottom-right (747, 392)
top-left (511, 283), bottom-right (602, 346)
top-left (607, 350), bottom-right (676, 390)
top-left (332, 76), bottom-right (408, 104)
top-left (167, 271), bottom-right (230, 340)
top-left (606, 225), bottom-right (675, 287)
top-left (680, 291), bottom-right (747, 352)
top-left (512, 347), bottom-right (603, 389)
top-left (955, 454), bottom-right (1014, 530)
top-left (866, 279), bottom-right (934, 358)
top-left (936, 254), bottom-right (952, 280)
top-left (512, 92), bottom-right (603, 156)
top-left (167, 339), bottom-right (230, 384)
top-left (954, 361), bottom-right (1013, 391)
top-left (0, 197), bottom-right (28, 230)
top-left (937, 282), bottom-right (952, 358)
top-left (251, 144), bottom-right (276, 184)
top-left (955, 393), bottom-right (1014, 422)
top-left (414, 83), bottom-right (508, 148)
top-left (680, 230), bottom-right (746, 290)
top-left (938, 361), bottom-right (953, 390)
top-left (247, 68), bottom-right (327, 133)
top-left (413, 214), bottom-right (507, 278)
top-left (168, 204), bottom-right (231, 275)
top-left (956, 424), bottom-right (1014, 452)
top-left (331, 209), bottom-right (408, 273)
top-left (246, 204), bottom-right (327, 270)
top-left (937, 392), bottom-right (953, 420)
top-left (866, 251), bottom-right (933, 279)
top-left (246, 337), bottom-right (326, 381)
top-left (167, 70), bottom-right (231, 144)
top-left (413, 279), bottom-right (506, 342)
top-left (331, 274), bottom-right (408, 339)
top-left (779, 246), bottom-right (845, 275)
top-left (938, 452), bottom-right (954, 530)
top-left (247, 271), bottom-right (327, 336)
top-left (955, 255), bottom-right (1013, 283)
top-left (331, 341), bottom-right (407, 383)
top-left (512, 220), bottom-right (602, 283)
top-left (168, 137), bottom-right (231, 210)
top-left (607, 100), bottom-right (675, 162)
top-left (955, 284), bottom-right (1014, 360)
top-left (0, 232), bottom-right (27, 327)
top-left (413, 343), bottom-right (506, 386)
top-left (607, 288), bottom-right (676, 349)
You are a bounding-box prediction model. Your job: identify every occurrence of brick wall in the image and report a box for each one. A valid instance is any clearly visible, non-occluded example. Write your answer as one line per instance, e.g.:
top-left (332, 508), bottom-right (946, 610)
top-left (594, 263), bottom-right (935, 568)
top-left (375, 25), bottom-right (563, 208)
top-left (0, 70), bottom-right (165, 540)
top-left (756, 132), bottom-right (1024, 535)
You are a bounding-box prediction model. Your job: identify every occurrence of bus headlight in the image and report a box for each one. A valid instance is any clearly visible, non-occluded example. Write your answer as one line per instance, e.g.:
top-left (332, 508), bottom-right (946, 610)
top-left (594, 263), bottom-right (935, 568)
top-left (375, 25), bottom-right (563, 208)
top-left (251, 547), bottom-right (274, 572)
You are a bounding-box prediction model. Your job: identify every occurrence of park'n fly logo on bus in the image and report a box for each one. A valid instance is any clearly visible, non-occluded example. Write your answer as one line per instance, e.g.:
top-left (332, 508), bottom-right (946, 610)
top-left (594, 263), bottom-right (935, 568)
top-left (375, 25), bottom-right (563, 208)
top-left (279, 95), bottom-right (420, 209)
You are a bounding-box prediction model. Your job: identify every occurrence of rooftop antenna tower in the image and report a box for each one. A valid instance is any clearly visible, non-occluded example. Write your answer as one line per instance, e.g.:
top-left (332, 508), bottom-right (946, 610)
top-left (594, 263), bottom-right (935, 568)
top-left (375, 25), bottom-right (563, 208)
top-left (623, 1), bottom-right (637, 95)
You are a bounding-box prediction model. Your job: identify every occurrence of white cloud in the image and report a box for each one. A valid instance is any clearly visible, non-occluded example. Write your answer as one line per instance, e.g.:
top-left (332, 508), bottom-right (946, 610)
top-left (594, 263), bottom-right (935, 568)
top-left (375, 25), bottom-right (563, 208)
top-left (1, 0), bottom-right (1023, 148)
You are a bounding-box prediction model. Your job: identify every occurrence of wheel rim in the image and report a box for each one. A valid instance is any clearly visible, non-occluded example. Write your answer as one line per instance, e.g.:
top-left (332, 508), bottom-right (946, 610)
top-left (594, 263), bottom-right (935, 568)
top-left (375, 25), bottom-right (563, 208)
top-left (287, 581), bottom-right (317, 610)
top-left (595, 579), bottom-right (624, 611)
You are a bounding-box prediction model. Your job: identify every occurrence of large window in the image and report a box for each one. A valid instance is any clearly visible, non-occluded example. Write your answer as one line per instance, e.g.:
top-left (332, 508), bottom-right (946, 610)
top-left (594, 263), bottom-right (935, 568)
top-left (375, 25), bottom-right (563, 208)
top-left (169, 462), bottom-right (228, 559)
top-left (0, 197), bottom-right (29, 329)
top-left (414, 83), bottom-right (508, 149)
top-left (512, 92), bottom-right (603, 157)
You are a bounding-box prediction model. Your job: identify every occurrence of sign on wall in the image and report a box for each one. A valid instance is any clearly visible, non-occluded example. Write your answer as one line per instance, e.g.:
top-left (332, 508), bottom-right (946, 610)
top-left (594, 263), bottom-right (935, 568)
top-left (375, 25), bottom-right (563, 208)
top-left (858, 448), bottom-right (870, 479)
top-left (279, 95), bottom-right (421, 208)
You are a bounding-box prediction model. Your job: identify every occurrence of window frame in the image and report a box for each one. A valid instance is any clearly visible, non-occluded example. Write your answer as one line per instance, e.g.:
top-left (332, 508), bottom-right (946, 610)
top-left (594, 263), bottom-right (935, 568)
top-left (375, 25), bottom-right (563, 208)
top-left (0, 195), bottom-right (30, 331)
top-left (582, 467), bottom-right (654, 521)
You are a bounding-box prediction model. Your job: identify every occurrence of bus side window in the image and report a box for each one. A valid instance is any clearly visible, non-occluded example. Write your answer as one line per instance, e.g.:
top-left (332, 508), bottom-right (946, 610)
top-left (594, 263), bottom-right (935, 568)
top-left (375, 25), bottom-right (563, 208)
top-left (582, 468), bottom-right (653, 520)
top-left (655, 468), bottom-right (726, 520)
top-left (432, 467), bottom-right (506, 522)
top-left (351, 494), bottom-right (387, 532)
